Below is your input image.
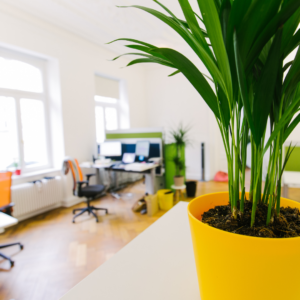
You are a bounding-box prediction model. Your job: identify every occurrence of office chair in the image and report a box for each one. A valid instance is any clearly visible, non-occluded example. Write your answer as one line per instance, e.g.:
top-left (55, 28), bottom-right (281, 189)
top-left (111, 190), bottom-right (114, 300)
top-left (66, 158), bottom-right (108, 223)
top-left (0, 171), bottom-right (23, 268)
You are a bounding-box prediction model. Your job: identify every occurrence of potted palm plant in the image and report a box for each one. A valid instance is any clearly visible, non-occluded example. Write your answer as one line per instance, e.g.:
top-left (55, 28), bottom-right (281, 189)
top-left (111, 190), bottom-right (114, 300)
top-left (110, 0), bottom-right (300, 299)
top-left (170, 124), bottom-right (189, 187)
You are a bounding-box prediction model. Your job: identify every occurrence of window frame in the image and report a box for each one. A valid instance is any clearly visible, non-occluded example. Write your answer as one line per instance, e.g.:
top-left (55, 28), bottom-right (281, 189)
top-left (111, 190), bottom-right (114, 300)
top-left (0, 48), bottom-right (52, 174)
top-left (95, 96), bottom-right (121, 143)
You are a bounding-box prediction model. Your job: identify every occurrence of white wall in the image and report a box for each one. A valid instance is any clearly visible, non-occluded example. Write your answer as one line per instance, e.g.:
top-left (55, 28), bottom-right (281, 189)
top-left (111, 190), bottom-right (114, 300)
top-left (0, 3), bottom-right (148, 203)
top-left (0, 2), bottom-right (148, 162)
top-left (144, 65), bottom-right (222, 180)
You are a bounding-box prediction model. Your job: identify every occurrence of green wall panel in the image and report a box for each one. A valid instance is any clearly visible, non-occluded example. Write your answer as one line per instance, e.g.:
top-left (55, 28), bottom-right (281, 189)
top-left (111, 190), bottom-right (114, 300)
top-left (106, 132), bottom-right (163, 139)
top-left (164, 143), bottom-right (185, 189)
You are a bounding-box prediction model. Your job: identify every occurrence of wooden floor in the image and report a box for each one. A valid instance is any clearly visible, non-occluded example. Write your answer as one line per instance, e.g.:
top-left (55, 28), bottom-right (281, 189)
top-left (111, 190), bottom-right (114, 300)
top-left (0, 180), bottom-right (300, 300)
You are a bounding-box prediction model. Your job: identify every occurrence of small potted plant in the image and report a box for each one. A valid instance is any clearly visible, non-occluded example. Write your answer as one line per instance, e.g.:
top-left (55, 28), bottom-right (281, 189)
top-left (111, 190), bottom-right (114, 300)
top-left (170, 124), bottom-right (189, 187)
top-left (111, 0), bottom-right (300, 299)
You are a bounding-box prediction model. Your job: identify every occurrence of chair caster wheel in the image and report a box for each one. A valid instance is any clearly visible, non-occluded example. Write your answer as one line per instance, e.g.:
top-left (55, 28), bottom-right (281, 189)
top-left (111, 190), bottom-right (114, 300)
top-left (96, 219), bottom-right (99, 223)
top-left (72, 220), bottom-right (75, 223)
top-left (10, 261), bottom-right (14, 268)
top-left (20, 245), bottom-right (24, 250)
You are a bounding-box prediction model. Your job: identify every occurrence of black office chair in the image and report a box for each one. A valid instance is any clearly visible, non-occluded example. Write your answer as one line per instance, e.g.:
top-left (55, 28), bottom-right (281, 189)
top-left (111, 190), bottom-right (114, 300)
top-left (66, 158), bottom-right (108, 223)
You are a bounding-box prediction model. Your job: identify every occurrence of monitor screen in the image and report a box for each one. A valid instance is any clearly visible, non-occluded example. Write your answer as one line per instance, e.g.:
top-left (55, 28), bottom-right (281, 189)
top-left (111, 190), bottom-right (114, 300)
top-left (135, 141), bottom-right (150, 157)
top-left (100, 141), bottom-right (122, 157)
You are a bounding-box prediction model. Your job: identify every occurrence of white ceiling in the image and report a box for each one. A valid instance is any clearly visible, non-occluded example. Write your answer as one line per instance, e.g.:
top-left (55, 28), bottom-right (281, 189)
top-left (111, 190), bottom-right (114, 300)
top-left (2, 0), bottom-right (200, 56)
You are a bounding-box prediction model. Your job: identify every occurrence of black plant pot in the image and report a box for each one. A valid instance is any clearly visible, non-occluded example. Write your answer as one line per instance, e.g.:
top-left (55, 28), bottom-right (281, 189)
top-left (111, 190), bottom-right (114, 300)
top-left (186, 181), bottom-right (197, 198)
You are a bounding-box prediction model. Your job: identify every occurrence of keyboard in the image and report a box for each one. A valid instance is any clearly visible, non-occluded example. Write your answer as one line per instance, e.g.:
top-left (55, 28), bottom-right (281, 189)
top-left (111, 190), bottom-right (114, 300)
top-left (112, 163), bottom-right (125, 169)
top-left (124, 163), bottom-right (154, 172)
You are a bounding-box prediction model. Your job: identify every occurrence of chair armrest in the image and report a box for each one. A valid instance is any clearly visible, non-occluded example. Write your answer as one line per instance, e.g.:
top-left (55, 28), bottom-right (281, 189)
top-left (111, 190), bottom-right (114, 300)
top-left (76, 180), bottom-right (88, 195)
top-left (85, 173), bottom-right (96, 183)
top-left (77, 180), bottom-right (88, 186)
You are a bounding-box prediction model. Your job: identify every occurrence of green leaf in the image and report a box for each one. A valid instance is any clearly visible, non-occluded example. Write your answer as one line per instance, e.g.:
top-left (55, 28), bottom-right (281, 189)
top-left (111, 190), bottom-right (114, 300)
top-left (154, 0), bottom-right (215, 61)
top-left (283, 47), bottom-right (300, 93)
top-left (127, 58), bottom-right (175, 68)
top-left (113, 52), bottom-right (175, 69)
top-left (197, 0), bottom-right (233, 101)
top-left (168, 70), bottom-right (181, 77)
top-left (246, 0), bottom-right (300, 72)
top-left (151, 48), bottom-right (220, 119)
top-left (237, 0), bottom-right (282, 59)
top-left (118, 4), bottom-right (228, 99)
top-left (217, 84), bottom-right (230, 128)
top-left (281, 6), bottom-right (300, 52)
top-left (283, 60), bottom-right (293, 73)
top-left (226, 0), bottom-right (252, 100)
top-left (178, 0), bottom-right (207, 46)
top-left (233, 30), bottom-right (257, 143)
top-left (284, 29), bottom-right (300, 58)
top-left (252, 28), bottom-right (283, 145)
top-left (107, 38), bottom-right (156, 48)
top-left (125, 45), bottom-right (168, 60)
top-left (283, 114), bottom-right (300, 143)
top-left (219, 0), bottom-right (231, 44)
top-left (262, 86), bottom-right (300, 158)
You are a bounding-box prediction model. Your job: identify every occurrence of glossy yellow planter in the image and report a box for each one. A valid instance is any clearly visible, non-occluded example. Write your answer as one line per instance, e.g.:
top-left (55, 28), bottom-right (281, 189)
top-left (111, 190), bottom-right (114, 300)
top-left (187, 192), bottom-right (300, 300)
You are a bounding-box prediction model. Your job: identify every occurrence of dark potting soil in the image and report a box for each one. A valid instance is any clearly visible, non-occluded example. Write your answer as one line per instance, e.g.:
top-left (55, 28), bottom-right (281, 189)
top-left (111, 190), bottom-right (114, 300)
top-left (201, 200), bottom-right (300, 238)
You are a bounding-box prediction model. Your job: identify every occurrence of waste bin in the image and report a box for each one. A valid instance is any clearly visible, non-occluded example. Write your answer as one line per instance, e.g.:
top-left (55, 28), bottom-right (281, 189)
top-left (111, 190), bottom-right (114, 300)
top-left (157, 189), bottom-right (174, 211)
top-left (186, 181), bottom-right (197, 198)
top-left (145, 194), bottom-right (159, 217)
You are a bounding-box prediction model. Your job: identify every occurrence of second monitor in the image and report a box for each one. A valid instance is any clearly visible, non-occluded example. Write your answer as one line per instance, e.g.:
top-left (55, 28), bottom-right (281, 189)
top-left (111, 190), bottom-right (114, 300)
top-left (135, 141), bottom-right (150, 161)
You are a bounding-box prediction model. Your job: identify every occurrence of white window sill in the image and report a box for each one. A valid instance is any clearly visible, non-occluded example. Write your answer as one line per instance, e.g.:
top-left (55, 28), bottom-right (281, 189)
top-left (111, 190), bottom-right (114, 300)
top-left (12, 168), bottom-right (62, 185)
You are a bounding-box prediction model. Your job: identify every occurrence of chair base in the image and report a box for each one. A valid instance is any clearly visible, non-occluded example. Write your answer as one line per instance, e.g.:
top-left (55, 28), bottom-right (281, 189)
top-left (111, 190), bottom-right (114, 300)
top-left (0, 242), bottom-right (23, 268)
top-left (72, 205), bottom-right (108, 223)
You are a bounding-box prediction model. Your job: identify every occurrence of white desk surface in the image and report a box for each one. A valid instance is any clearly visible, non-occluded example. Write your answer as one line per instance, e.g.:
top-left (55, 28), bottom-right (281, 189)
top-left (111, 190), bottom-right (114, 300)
top-left (60, 202), bottom-right (200, 300)
top-left (93, 162), bottom-right (158, 172)
top-left (283, 171), bottom-right (300, 186)
top-left (0, 212), bottom-right (18, 230)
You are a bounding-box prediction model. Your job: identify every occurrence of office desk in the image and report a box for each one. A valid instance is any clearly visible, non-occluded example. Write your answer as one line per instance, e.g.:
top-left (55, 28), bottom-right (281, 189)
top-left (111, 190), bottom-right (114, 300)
top-left (60, 202), bottom-right (200, 300)
top-left (0, 212), bottom-right (18, 234)
top-left (90, 163), bottom-right (159, 195)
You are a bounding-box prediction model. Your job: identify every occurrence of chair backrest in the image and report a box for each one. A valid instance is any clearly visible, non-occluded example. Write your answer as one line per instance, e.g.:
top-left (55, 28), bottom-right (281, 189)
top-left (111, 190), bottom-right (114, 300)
top-left (68, 158), bottom-right (83, 194)
top-left (285, 146), bottom-right (300, 172)
top-left (0, 171), bottom-right (12, 209)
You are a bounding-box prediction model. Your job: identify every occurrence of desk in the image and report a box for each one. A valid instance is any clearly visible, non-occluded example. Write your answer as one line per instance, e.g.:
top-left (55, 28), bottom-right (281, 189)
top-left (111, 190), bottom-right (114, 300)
top-left (106, 163), bottom-right (159, 195)
top-left (0, 212), bottom-right (18, 234)
top-left (60, 202), bottom-right (200, 300)
top-left (90, 163), bottom-right (159, 195)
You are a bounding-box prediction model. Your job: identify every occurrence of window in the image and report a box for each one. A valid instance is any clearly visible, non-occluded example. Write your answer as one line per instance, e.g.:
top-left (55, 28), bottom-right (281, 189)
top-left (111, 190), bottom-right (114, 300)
top-left (0, 49), bottom-right (50, 173)
top-left (94, 76), bottom-right (120, 143)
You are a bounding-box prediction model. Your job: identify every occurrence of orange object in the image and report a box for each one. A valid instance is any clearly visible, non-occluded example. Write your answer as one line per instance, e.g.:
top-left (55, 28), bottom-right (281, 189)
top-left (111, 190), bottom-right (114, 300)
top-left (0, 171), bottom-right (13, 210)
top-left (188, 192), bottom-right (300, 300)
top-left (213, 171), bottom-right (228, 182)
top-left (68, 159), bottom-right (83, 192)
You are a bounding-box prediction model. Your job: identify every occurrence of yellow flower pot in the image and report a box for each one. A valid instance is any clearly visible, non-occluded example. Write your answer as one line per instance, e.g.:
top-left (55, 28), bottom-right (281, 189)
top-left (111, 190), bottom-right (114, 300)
top-left (187, 192), bottom-right (300, 300)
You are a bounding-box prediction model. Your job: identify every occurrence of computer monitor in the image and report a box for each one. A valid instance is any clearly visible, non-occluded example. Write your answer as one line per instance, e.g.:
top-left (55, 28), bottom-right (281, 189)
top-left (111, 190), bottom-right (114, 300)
top-left (100, 141), bottom-right (122, 157)
top-left (135, 141), bottom-right (150, 160)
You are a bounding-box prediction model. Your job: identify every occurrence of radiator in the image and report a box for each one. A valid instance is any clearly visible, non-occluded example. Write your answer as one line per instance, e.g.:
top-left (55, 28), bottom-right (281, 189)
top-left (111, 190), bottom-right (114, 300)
top-left (11, 177), bottom-right (63, 220)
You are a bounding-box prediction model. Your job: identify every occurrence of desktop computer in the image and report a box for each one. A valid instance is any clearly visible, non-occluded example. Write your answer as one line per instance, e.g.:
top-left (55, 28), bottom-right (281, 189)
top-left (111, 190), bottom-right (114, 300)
top-left (135, 141), bottom-right (150, 162)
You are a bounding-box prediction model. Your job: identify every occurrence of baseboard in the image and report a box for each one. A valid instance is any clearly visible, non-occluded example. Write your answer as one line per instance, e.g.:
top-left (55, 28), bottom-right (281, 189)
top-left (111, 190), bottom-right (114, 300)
top-left (16, 203), bottom-right (61, 222)
top-left (61, 196), bottom-right (83, 208)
